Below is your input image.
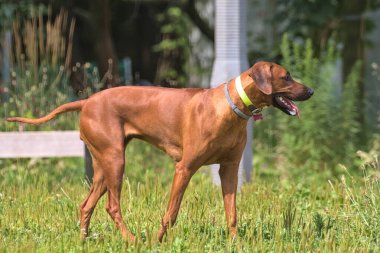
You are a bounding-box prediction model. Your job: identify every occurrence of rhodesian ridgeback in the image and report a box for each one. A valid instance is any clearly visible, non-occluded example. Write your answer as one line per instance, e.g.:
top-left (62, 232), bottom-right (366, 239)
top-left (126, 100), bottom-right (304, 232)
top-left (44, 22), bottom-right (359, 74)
top-left (7, 61), bottom-right (313, 242)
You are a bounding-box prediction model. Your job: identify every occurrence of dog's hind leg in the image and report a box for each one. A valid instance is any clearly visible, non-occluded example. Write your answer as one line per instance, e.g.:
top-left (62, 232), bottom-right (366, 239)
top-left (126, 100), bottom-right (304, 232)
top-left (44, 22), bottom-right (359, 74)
top-left (102, 148), bottom-right (136, 243)
top-left (78, 105), bottom-right (135, 241)
top-left (79, 157), bottom-right (107, 239)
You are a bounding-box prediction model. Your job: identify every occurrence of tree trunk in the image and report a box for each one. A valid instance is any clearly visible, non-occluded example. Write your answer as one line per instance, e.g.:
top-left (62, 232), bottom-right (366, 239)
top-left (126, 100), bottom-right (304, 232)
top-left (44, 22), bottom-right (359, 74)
top-left (341, 0), bottom-right (367, 125)
top-left (90, 0), bottom-right (120, 86)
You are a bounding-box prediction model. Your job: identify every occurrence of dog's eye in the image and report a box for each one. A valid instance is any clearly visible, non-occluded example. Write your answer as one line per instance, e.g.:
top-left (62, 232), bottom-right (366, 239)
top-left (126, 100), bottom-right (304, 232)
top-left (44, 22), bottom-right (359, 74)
top-left (284, 73), bottom-right (292, 82)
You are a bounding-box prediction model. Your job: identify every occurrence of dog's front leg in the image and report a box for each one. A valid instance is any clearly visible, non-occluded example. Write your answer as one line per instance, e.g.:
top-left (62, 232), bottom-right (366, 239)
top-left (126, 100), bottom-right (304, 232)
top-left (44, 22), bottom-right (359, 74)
top-left (157, 161), bottom-right (197, 242)
top-left (219, 161), bottom-right (239, 239)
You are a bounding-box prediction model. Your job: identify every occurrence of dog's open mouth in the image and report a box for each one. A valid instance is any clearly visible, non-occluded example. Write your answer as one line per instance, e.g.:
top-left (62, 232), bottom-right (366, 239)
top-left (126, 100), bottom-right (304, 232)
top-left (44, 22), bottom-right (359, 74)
top-left (273, 95), bottom-right (299, 117)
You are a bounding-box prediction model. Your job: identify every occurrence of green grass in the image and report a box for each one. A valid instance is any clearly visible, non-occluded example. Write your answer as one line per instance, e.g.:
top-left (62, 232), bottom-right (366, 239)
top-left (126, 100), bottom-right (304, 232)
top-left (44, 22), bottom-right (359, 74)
top-left (0, 140), bottom-right (379, 252)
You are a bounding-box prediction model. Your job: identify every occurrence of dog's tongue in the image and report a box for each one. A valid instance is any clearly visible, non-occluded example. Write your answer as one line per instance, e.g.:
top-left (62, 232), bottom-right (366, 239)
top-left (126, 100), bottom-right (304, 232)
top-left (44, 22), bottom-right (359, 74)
top-left (283, 97), bottom-right (300, 118)
top-left (276, 96), bottom-right (300, 118)
top-left (290, 103), bottom-right (300, 118)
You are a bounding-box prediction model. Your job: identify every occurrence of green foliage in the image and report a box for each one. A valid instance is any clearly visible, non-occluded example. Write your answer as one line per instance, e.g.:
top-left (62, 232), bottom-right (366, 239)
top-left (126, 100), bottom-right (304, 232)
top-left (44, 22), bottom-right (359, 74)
top-left (154, 6), bottom-right (191, 86)
top-left (275, 0), bottom-right (338, 41)
top-left (0, 3), bottom-right (15, 28)
top-left (0, 141), bottom-right (379, 252)
top-left (254, 34), bottom-right (365, 176)
top-left (0, 2), bottom-right (48, 29)
top-left (274, 0), bottom-right (380, 48)
top-left (340, 62), bottom-right (362, 154)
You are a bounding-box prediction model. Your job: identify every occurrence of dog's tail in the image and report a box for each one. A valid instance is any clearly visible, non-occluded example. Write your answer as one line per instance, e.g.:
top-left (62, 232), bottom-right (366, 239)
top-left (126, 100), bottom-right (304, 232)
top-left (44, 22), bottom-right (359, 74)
top-left (6, 100), bottom-right (85, 125)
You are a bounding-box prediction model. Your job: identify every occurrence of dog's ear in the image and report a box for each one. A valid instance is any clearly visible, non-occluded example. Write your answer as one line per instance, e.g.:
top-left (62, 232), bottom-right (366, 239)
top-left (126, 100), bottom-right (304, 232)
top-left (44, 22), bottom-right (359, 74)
top-left (249, 62), bottom-right (273, 95)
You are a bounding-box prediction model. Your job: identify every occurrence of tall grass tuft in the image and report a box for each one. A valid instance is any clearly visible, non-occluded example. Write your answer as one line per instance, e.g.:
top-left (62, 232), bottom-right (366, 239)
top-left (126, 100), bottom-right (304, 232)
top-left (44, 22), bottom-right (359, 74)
top-left (1, 9), bottom-right (76, 131)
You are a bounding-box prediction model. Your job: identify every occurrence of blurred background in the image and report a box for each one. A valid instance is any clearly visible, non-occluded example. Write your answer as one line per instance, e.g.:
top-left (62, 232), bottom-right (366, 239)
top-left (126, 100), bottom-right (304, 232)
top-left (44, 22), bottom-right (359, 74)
top-left (0, 0), bottom-right (380, 179)
top-left (1, 1), bottom-right (380, 251)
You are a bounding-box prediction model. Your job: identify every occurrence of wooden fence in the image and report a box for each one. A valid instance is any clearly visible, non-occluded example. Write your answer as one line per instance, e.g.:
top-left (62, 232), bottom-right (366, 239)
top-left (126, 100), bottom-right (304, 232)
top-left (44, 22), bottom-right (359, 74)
top-left (0, 131), bottom-right (93, 180)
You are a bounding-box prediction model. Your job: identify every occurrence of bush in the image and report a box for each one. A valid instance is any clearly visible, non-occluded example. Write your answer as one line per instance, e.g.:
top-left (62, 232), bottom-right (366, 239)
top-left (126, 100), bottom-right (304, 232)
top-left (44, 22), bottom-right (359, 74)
top-left (254, 34), bottom-right (366, 177)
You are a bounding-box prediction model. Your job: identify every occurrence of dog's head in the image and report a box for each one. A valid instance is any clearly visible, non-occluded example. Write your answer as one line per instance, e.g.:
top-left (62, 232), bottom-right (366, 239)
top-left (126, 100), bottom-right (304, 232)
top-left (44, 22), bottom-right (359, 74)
top-left (248, 61), bottom-right (314, 116)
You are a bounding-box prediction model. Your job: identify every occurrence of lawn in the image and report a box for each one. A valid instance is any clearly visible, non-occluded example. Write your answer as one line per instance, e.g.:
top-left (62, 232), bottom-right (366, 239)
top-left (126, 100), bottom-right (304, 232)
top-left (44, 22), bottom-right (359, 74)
top-left (0, 140), bottom-right (379, 252)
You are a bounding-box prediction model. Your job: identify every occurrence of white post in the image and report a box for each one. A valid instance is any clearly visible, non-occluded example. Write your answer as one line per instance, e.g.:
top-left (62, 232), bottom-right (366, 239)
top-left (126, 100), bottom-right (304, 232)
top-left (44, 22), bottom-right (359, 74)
top-left (210, 0), bottom-right (252, 189)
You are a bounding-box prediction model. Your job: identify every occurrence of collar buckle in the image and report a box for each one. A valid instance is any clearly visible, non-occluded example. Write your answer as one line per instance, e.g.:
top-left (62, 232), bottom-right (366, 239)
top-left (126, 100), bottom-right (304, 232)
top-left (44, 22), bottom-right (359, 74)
top-left (251, 108), bottom-right (262, 114)
top-left (247, 105), bottom-right (262, 114)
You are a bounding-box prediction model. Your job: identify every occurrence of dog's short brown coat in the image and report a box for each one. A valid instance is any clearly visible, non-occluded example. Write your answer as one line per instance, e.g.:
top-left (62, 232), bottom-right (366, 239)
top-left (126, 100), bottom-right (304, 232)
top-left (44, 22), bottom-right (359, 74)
top-left (7, 61), bottom-right (313, 242)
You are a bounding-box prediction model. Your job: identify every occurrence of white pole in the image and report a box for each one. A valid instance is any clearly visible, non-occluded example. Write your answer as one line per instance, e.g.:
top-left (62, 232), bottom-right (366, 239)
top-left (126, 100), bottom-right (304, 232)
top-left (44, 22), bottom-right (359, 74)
top-left (210, 0), bottom-right (252, 189)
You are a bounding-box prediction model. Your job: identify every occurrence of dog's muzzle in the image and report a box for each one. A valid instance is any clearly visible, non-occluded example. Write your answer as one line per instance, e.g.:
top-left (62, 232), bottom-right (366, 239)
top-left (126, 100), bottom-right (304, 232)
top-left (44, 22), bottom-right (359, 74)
top-left (273, 87), bottom-right (314, 117)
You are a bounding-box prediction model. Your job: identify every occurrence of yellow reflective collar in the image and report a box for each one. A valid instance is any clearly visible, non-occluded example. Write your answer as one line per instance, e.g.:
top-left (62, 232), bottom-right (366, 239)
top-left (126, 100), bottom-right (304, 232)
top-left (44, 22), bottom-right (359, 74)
top-left (235, 75), bottom-right (259, 113)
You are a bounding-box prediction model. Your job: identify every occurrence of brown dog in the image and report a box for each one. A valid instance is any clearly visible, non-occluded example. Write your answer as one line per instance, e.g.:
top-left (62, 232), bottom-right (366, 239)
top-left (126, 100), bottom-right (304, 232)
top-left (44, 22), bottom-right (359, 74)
top-left (7, 61), bottom-right (313, 242)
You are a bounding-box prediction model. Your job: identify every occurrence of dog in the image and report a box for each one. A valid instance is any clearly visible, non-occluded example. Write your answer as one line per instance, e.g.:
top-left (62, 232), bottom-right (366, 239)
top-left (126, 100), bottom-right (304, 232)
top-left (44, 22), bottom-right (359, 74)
top-left (7, 61), bottom-right (313, 242)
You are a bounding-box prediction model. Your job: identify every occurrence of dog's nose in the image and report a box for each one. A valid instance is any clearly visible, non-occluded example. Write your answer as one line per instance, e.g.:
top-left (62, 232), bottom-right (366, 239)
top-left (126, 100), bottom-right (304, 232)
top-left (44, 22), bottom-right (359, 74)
top-left (307, 88), bottom-right (314, 97)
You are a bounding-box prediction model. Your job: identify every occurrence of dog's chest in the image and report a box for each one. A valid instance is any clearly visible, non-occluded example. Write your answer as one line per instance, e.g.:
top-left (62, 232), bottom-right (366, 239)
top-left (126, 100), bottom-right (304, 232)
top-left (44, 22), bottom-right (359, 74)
top-left (195, 122), bottom-right (246, 155)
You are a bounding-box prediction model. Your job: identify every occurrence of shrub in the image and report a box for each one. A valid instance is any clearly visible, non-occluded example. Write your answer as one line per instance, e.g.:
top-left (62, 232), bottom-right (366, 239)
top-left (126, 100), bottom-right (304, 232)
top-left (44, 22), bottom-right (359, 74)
top-left (254, 34), bottom-right (365, 177)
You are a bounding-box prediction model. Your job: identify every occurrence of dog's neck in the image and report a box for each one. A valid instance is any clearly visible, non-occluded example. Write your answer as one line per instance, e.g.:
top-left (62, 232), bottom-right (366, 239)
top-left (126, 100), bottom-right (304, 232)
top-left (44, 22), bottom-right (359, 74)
top-left (231, 71), bottom-right (271, 112)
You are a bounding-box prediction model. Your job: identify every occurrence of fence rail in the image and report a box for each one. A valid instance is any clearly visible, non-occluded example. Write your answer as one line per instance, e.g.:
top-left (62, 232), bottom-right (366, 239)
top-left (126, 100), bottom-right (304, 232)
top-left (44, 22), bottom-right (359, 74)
top-left (0, 131), bottom-right (84, 158)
